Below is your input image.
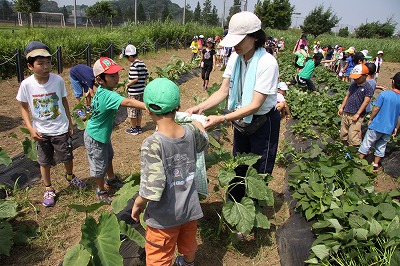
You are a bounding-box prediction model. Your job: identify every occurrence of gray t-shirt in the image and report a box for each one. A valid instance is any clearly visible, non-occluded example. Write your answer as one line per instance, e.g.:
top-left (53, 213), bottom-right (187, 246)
top-left (139, 123), bottom-right (209, 229)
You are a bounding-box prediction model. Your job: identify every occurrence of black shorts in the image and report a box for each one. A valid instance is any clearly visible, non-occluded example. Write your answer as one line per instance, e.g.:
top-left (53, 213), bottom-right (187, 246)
top-left (37, 133), bottom-right (73, 166)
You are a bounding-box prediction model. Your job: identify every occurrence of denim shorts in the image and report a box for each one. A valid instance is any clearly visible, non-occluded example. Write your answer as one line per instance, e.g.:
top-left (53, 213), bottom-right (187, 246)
top-left (37, 133), bottom-right (73, 166)
top-left (84, 130), bottom-right (114, 178)
top-left (70, 75), bottom-right (89, 98)
top-left (358, 129), bottom-right (391, 158)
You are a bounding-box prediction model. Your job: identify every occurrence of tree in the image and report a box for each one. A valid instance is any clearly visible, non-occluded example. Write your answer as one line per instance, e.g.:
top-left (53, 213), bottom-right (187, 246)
top-left (201, 0), bottom-right (212, 25)
top-left (86, 1), bottom-right (116, 26)
top-left (14, 0), bottom-right (41, 26)
top-left (355, 18), bottom-right (397, 38)
top-left (301, 5), bottom-right (339, 38)
top-left (193, 1), bottom-right (201, 22)
top-left (40, 0), bottom-right (59, 13)
top-left (184, 4), bottom-right (193, 23)
top-left (226, 0), bottom-right (241, 23)
top-left (161, 3), bottom-right (171, 22)
top-left (125, 5), bottom-right (134, 21)
top-left (62, 5), bottom-right (69, 22)
top-left (0, 0), bottom-right (14, 20)
top-left (137, 2), bottom-right (146, 22)
top-left (338, 26), bottom-right (349, 37)
top-left (254, 0), bottom-right (294, 30)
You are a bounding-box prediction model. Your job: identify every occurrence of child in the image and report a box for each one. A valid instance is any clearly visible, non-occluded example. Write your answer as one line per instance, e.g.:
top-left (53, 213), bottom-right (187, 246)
top-left (16, 41), bottom-right (86, 207)
top-left (131, 78), bottom-right (209, 266)
top-left (288, 53), bottom-right (333, 92)
top-left (338, 64), bottom-right (374, 146)
top-left (200, 37), bottom-right (217, 90)
top-left (189, 36), bottom-right (199, 62)
top-left (374, 51), bottom-right (384, 81)
top-left (365, 62), bottom-right (377, 113)
top-left (341, 48), bottom-right (355, 82)
top-left (294, 44), bottom-right (308, 71)
top-left (358, 72), bottom-right (400, 171)
top-left (84, 57), bottom-right (146, 203)
top-left (276, 82), bottom-right (291, 120)
top-left (197, 35), bottom-right (204, 57)
top-left (124, 44), bottom-right (149, 135)
top-left (69, 64), bottom-right (95, 116)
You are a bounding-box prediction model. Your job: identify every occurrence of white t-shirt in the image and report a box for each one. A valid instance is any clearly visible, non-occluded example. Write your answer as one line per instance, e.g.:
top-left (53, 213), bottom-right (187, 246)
top-left (223, 51), bottom-right (279, 115)
top-left (16, 73), bottom-right (69, 136)
top-left (277, 92), bottom-right (285, 103)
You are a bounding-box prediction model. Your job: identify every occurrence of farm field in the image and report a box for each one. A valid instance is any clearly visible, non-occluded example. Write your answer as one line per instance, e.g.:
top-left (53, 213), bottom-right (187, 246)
top-left (0, 45), bottom-right (399, 265)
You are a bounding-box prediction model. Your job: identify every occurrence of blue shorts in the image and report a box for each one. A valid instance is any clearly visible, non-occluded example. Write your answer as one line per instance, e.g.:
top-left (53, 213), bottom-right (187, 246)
top-left (70, 75), bottom-right (89, 98)
top-left (84, 130), bottom-right (114, 178)
top-left (358, 129), bottom-right (391, 158)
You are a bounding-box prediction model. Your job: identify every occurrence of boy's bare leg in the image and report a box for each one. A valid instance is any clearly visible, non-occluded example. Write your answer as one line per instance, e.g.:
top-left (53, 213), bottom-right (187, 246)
top-left (106, 161), bottom-right (116, 180)
top-left (374, 156), bottom-right (381, 166)
top-left (40, 165), bottom-right (51, 187)
top-left (95, 177), bottom-right (106, 192)
top-left (130, 117), bottom-right (137, 129)
top-left (136, 116), bottom-right (142, 128)
top-left (64, 160), bottom-right (73, 175)
top-left (183, 253), bottom-right (196, 264)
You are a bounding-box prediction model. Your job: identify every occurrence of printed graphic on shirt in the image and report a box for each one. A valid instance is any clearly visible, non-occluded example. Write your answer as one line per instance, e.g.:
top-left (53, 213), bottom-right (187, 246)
top-left (32, 92), bottom-right (61, 119)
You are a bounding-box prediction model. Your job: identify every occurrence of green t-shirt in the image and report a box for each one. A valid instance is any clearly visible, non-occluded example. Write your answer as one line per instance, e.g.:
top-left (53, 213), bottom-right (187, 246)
top-left (299, 59), bottom-right (315, 79)
top-left (86, 86), bottom-right (124, 143)
top-left (296, 50), bottom-right (307, 66)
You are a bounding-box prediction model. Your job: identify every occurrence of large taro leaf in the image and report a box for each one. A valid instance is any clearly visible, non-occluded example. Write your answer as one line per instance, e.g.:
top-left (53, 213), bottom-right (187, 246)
top-left (246, 167), bottom-right (271, 201)
top-left (119, 220), bottom-right (145, 248)
top-left (81, 213), bottom-right (123, 266)
top-left (348, 168), bottom-right (369, 185)
top-left (0, 199), bottom-right (18, 219)
top-left (13, 223), bottom-right (39, 245)
top-left (111, 184), bottom-right (139, 214)
top-left (0, 147), bottom-right (12, 166)
top-left (218, 168), bottom-right (237, 188)
top-left (22, 137), bottom-right (37, 161)
top-left (0, 221), bottom-right (13, 256)
top-left (222, 197), bottom-right (255, 235)
top-left (63, 244), bottom-right (91, 266)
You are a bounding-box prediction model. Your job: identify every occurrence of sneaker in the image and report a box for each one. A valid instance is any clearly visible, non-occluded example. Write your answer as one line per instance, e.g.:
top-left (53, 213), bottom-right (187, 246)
top-left (65, 174), bottom-right (86, 189)
top-left (372, 163), bottom-right (379, 172)
top-left (43, 189), bottom-right (56, 207)
top-left (96, 189), bottom-right (112, 204)
top-left (136, 126), bottom-right (143, 134)
top-left (125, 127), bottom-right (139, 136)
top-left (76, 109), bottom-right (85, 117)
top-left (105, 176), bottom-right (125, 189)
top-left (174, 256), bottom-right (185, 266)
top-left (86, 106), bottom-right (92, 113)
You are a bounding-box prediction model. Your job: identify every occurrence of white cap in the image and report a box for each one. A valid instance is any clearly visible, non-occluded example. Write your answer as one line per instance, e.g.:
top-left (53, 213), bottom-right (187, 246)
top-left (361, 49), bottom-right (369, 57)
top-left (124, 44), bottom-right (137, 56)
top-left (277, 82), bottom-right (288, 91)
top-left (377, 50), bottom-right (384, 55)
top-left (199, 34), bottom-right (204, 38)
top-left (219, 12), bottom-right (261, 47)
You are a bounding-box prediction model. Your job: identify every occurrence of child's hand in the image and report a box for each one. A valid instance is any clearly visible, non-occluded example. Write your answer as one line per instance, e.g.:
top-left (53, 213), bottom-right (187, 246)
top-left (131, 204), bottom-right (143, 222)
top-left (351, 114), bottom-right (360, 122)
top-left (392, 128), bottom-right (398, 136)
top-left (337, 107), bottom-right (344, 116)
top-left (29, 128), bottom-right (43, 141)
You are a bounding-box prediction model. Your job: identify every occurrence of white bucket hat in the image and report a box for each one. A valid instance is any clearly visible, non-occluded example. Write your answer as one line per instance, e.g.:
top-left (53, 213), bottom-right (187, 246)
top-left (219, 12), bottom-right (261, 47)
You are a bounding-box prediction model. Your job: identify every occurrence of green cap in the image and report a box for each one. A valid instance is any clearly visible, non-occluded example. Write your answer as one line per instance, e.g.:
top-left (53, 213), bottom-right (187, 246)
top-left (144, 78), bottom-right (180, 114)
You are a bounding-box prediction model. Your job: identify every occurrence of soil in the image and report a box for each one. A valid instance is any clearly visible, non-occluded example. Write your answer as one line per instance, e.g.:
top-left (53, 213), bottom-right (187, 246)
top-left (0, 51), bottom-right (398, 266)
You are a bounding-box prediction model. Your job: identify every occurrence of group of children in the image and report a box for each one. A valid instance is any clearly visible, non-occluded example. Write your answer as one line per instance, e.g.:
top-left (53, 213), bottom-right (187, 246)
top-left (17, 41), bottom-right (208, 266)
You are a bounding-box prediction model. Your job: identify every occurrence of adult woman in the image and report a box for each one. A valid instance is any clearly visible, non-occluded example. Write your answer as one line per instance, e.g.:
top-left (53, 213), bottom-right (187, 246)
top-left (186, 11), bottom-right (280, 177)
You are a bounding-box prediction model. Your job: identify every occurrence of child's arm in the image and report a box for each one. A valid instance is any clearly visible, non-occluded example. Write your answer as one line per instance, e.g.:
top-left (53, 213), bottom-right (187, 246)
top-left (120, 98), bottom-right (146, 109)
top-left (212, 53), bottom-right (217, 71)
top-left (283, 102), bottom-right (291, 120)
top-left (393, 116), bottom-right (400, 136)
top-left (126, 77), bottom-right (138, 88)
top-left (338, 91), bottom-right (350, 116)
top-left (131, 195), bottom-right (150, 222)
top-left (62, 97), bottom-right (74, 136)
top-left (352, 96), bottom-right (371, 122)
top-left (342, 62), bottom-right (349, 72)
top-left (368, 106), bottom-right (381, 125)
top-left (19, 102), bottom-right (43, 141)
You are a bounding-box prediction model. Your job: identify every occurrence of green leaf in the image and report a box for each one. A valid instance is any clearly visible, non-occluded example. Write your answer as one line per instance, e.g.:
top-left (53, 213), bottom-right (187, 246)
top-left (22, 137), bottom-right (38, 161)
top-left (304, 258), bottom-right (319, 264)
top-left (305, 207), bottom-right (316, 221)
top-left (356, 204), bottom-right (378, 220)
top-left (254, 208), bottom-right (270, 229)
top-left (327, 219), bottom-right (343, 233)
top-left (0, 199), bottom-right (18, 219)
top-left (20, 127), bottom-right (30, 134)
top-left (353, 228), bottom-right (368, 240)
top-left (390, 250), bottom-right (400, 266)
top-left (207, 133), bottom-right (220, 148)
top-left (81, 213), bottom-right (123, 266)
top-left (246, 169), bottom-right (271, 201)
top-left (320, 165), bottom-right (336, 177)
top-left (63, 244), bottom-right (91, 266)
top-left (218, 168), bottom-right (237, 188)
top-left (386, 216), bottom-right (400, 234)
top-left (0, 148), bottom-right (12, 166)
top-left (348, 168), bottom-right (369, 185)
top-left (377, 203), bottom-right (397, 220)
top-left (0, 221), bottom-right (13, 256)
top-left (68, 202), bottom-right (109, 213)
top-left (13, 223), bottom-right (39, 245)
top-left (222, 197), bottom-right (255, 235)
top-left (111, 184), bottom-right (140, 214)
top-left (332, 208), bottom-right (346, 219)
top-left (235, 153), bottom-right (261, 166)
top-left (72, 112), bottom-right (86, 131)
top-left (389, 189), bottom-right (400, 197)
top-left (288, 165), bottom-right (302, 178)
top-left (368, 219), bottom-right (382, 236)
top-left (343, 202), bottom-right (356, 212)
top-left (311, 244), bottom-right (330, 260)
top-left (348, 215), bottom-right (367, 228)
top-left (119, 221), bottom-right (145, 248)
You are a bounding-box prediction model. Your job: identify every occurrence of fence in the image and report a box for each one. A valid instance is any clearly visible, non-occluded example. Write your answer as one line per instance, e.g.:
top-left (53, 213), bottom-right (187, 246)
top-left (0, 37), bottom-right (189, 82)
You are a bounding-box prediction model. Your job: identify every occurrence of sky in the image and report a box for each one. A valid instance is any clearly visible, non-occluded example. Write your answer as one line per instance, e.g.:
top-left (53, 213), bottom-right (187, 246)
top-left (56, 0), bottom-right (400, 32)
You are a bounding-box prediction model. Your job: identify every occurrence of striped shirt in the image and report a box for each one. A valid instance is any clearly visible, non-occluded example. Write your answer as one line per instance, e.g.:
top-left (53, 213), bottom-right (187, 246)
top-left (127, 60), bottom-right (149, 95)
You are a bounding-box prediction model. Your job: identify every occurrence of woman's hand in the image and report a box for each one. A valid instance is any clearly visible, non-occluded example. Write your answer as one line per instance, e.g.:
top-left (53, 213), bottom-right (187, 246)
top-left (185, 105), bottom-right (204, 116)
top-left (204, 115), bottom-right (224, 130)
